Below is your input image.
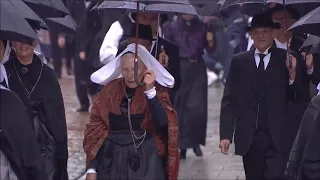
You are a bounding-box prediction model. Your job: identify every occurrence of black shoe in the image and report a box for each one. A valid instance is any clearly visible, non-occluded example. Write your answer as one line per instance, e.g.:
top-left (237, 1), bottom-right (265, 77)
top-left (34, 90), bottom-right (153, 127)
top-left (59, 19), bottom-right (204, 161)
top-left (180, 149), bottom-right (186, 160)
top-left (193, 146), bottom-right (203, 157)
top-left (77, 105), bottom-right (89, 112)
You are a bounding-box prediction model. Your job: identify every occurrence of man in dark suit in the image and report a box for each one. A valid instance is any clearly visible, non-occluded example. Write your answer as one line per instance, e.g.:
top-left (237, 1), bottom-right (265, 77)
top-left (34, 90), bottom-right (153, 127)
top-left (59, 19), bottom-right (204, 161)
top-left (219, 13), bottom-right (302, 180)
top-left (270, 6), bottom-right (320, 157)
top-left (117, 23), bottom-right (181, 103)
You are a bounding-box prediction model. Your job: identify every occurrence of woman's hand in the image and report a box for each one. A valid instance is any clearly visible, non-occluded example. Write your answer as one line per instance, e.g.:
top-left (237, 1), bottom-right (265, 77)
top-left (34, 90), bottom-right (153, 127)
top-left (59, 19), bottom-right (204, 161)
top-left (86, 173), bottom-right (97, 180)
top-left (143, 70), bottom-right (156, 91)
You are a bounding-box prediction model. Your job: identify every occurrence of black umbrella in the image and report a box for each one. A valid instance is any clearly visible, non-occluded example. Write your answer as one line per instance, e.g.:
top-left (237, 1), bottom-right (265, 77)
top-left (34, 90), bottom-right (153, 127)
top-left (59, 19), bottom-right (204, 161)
top-left (300, 35), bottom-right (320, 50)
top-left (219, 0), bottom-right (268, 16)
top-left (23, 0), bottom-right (70, 18)
top-left (3, 0), bottom-right (48, 30)
top-left (93, 0), bottom-right (219, 15)
top-left (0, 1), bottom-right (38, 44)
top-left (288, 6), bottom-right (320, 37)
top-left (45, 15), bottom-right (76, 34)
top-left (266, 0), bottom-right (320, 16)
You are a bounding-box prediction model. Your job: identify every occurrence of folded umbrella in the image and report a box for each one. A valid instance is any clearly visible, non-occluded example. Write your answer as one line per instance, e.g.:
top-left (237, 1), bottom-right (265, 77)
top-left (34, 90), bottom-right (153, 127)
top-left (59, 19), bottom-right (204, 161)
top-left (3, 0), bottom-right (48, 30)
top-left (288, 6), bottom-right (320, 37)
top-left (45, 15), bottom-right (76, 34)
top-left (0, 1), bottom-right (38, 44)
top-left (23, 0), bottom-right (70, 18)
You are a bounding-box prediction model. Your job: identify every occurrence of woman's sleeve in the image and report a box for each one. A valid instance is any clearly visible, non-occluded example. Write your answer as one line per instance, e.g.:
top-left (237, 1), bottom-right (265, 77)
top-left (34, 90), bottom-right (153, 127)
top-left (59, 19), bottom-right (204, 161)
top-left (83, 90), bottom-right (109, 168)
top-left (148, 96), bottom-right (168, 129)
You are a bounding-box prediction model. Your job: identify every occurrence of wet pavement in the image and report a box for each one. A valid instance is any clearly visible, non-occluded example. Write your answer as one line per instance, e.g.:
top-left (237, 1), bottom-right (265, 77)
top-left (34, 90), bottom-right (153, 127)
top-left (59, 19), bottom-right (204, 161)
top-left (60, 74), bottom-right (245, 180)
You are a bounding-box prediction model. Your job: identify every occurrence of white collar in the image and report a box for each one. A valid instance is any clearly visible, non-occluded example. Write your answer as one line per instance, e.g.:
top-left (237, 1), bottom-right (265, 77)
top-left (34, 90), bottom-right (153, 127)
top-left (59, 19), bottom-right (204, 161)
top-left (128, 13), bottom-right (135, 23)
top-left (0, 63), bottom-right (9, 88)
top-left (274, 38), bottom-right (292, 49)
top-left (254, 47), bottom-right (271, 55)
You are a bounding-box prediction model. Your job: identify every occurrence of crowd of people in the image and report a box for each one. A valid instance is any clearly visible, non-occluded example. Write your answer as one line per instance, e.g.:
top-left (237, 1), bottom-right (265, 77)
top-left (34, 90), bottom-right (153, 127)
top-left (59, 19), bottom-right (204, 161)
top-left (1, 0), bottom-right (320, 180)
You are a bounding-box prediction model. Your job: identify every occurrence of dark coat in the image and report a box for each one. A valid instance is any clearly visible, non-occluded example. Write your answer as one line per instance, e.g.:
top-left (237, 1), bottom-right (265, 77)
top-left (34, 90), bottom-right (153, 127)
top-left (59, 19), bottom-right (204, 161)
top-left (4, 56), bottom-right (69, 180)
top-left (0, 87), bottom-right (47, 180)
top-left (286, 95), bottom-right (320, 180)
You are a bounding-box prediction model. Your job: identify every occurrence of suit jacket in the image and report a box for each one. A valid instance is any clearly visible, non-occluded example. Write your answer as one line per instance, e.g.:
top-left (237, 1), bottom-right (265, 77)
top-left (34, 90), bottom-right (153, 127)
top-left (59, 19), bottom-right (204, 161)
top-left (220, 47), bottom-right (302, 156)
top-left (117, 37), bottom-right (181, 94)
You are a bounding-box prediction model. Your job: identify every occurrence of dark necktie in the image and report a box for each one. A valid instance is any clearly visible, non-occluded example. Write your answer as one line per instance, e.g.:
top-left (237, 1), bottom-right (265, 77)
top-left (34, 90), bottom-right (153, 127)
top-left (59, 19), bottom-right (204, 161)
top-left (258, 54), bottom-right (266, 71)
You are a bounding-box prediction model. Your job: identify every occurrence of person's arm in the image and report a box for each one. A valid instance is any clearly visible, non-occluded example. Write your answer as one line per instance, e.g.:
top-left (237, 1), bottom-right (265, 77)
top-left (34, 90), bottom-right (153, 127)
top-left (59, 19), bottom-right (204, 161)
top-left (99, 21), bottom-right (124, 64)
top-left (220, 57), bottom-right (238, 142)
top-left (145, 87), bottom-right (168, 128)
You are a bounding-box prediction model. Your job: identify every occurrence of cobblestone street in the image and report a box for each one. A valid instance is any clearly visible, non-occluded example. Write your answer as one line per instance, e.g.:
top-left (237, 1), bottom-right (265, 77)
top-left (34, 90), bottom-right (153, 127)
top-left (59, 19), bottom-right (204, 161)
top-left (60, 74), bottom-right (245, 180)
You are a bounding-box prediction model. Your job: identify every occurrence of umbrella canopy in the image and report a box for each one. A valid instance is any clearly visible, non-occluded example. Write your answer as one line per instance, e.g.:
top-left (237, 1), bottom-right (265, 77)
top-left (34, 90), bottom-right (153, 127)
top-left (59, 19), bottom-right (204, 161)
top-left (0, 1), bottom-right (38, 44)
top-left (93, 0), bottom-right (219, 15)
top-left (45, 15), bottom-right (77, 34)
top-left (288, 6), bottom-right (320, 37)
top-left (3, 0), bottom-right (48, 30)
top-left (23, 0), bottom-right (70, 18)
top-left (219, 0), bottom-right (268, 16)
top-left (300, 35), bottom-right (320, 50)
top-left (266, 0), bottom-right (320, 17)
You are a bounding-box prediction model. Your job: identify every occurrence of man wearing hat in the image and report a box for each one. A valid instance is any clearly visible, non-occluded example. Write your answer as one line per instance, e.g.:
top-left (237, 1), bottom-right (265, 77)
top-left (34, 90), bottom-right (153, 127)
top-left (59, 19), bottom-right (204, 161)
top-left (219, 13), bottom-right (302, 180)
top-left (270, 5), bottom-right (320, 164)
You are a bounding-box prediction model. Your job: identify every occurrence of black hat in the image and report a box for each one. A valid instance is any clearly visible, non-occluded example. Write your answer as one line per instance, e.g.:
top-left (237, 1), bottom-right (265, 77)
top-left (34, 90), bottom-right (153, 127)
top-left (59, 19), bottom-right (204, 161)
top-left (246, 13), bottom-right (281, 31)
top-left (130, 23), bottom-right (154, 41)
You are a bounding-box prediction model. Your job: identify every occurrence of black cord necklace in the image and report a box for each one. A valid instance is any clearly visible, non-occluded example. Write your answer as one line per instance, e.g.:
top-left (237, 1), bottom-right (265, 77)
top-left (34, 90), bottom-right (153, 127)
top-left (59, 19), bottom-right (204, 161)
top-left (13, 59), bottom-right (43, 99)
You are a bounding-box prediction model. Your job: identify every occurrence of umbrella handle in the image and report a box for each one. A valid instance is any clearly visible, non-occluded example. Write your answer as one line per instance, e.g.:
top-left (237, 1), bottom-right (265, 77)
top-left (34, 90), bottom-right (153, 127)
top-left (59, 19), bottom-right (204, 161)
top-left (289, 56), bottom-right (292, 68)
top-left (134, 57), bottom-right (145, 86)
top-left (134, 1), bottom-right (145, 86)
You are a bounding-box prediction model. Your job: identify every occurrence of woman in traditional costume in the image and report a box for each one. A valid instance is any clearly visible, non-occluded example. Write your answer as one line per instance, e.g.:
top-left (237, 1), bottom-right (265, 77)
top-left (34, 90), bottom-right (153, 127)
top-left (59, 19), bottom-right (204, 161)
top-left (4, 39), bottom-right (68, 180)
top-left (0, 40), bottom-right (47, 180)
top-left (84, 43), bottom-right (179, 180)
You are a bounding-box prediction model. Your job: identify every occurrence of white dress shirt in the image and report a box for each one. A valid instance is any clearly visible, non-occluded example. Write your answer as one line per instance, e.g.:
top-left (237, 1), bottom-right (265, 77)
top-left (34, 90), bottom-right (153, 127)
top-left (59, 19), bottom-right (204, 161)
top-left (254, 48), bottom-right (271, 70)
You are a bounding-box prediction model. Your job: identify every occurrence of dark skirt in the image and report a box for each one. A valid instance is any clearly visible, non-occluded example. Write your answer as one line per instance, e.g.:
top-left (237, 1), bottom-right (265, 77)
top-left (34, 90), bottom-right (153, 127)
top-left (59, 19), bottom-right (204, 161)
top-left (96, 131), bottom-right (166, 180)
top-left (174, 57), bottom-right (208, 149)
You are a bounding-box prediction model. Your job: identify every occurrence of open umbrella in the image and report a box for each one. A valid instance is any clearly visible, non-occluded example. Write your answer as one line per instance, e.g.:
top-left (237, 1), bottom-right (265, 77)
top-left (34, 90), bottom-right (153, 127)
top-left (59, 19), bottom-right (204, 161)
top-left (219, 0), bottom-right (268, 16)
top-left (45, 15), bottom-right (76, 34)
top-left (94, 0), bottom-right (218, 85)
top-left (266, 0), bottom-right (320, 16)
top-left (93, 1), bottom-right (218, 15)
top-left (3, 0), bottom-right (48, 30)
top-left (300, 35), bottom-right (320, 50)
top-left (23, 0), bottom-right (70, 18)
top-left (288, 6), bottom-right (320, 37)
top-left (0, 1), bottom-right (38, 44)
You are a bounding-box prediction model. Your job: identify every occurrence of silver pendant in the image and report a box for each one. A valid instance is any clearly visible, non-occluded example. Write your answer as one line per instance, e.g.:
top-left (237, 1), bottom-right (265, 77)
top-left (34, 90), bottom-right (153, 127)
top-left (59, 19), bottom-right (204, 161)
top-left (21, 67), bottom-right (28, 74)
